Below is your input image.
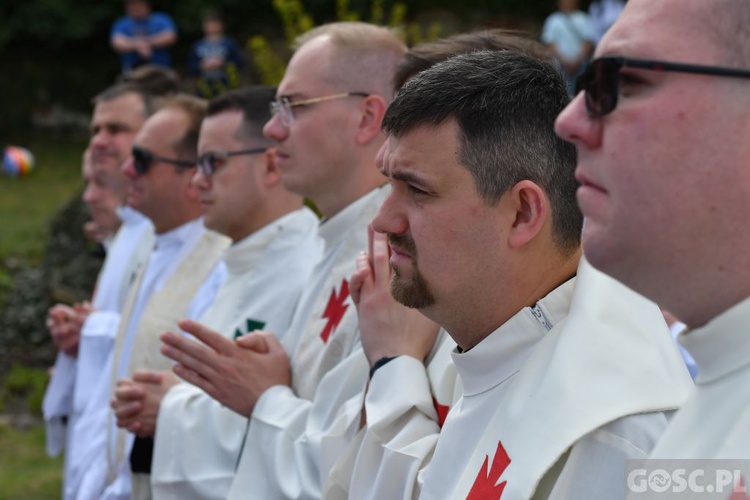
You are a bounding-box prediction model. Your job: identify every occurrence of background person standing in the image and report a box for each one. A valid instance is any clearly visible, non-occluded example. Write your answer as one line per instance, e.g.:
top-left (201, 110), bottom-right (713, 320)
top-left (111, 0), bottom-right (178, 74)
top-left (542, 0), bottom-right (595, 94)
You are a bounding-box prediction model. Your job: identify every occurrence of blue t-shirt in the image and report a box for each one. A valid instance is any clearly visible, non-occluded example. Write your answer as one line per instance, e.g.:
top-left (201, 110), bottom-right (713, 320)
top-left (111, 12), bottom-right (177, 72)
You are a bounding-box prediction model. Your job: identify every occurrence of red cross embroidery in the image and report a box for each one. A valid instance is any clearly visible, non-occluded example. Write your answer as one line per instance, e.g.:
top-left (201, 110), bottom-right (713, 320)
top-left (467, 441), bottom-right (511, 500)
top-left (320, 279), bottom-right (350, 343)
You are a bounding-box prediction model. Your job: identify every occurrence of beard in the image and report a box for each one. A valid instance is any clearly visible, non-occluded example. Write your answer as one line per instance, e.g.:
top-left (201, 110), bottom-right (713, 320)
top-left (388, 233), bottom-right (436, 309)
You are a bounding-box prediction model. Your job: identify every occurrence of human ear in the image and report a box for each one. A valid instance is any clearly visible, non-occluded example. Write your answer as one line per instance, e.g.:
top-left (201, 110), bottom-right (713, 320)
top-left (507, 180), bottom-right (549, 249)
top-left (355, 95), bottom-right (387, 145)
top-left (261, 148), bottom-right (282, 187)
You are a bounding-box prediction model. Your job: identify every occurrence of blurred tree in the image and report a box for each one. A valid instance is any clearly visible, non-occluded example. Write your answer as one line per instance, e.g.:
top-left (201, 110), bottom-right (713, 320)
top-left (248, 0), bottom-right (444, 86)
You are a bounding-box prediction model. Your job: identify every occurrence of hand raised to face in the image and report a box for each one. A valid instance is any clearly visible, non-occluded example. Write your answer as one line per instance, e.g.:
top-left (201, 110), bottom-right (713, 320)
top-left (350, 225), bottom-right (440, 367)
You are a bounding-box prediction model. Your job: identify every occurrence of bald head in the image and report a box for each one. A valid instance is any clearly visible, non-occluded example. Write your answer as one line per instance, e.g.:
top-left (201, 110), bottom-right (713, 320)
top-left (295, 22), bottom-right (406, 102)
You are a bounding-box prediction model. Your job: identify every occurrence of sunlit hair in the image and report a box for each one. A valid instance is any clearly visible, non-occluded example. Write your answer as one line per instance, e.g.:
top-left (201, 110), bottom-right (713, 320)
top-left (294, 22), bottom-right (407, 101)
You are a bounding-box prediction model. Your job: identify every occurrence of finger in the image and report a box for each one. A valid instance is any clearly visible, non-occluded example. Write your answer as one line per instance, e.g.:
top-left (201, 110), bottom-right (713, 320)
top-left (257, 331), bottom-right (287, 356)
top-left (235, 333), bottom-right (269, 353)
top-left (115, 377), bottom-right (134, 388)
top-left (161, 331), bottom-right (218, 366)
top-left (370, 230), bottom-right (391, 283)
top-left (133, 370), bottom-right (163, 385)
top-left (367, 224), bottom-right (375, 268)
top-left (160, 340), bottom-right (218, 380)
top-left (349, 254), bottom-right (371, 306)
top-left (113, 401), bottom-right (142, 421)
top-left (114, 384), bottom-right (145, 403)
top-left (172, 364), bottom-right (215, 395)
top-left (178, 320), bottom-right (236, 356)
top-left (49, 304), bottom-right (74, 318)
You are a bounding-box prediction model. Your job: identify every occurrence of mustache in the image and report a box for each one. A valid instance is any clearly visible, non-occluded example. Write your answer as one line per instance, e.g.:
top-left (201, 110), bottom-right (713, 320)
top-left (388, 233), bottom-right (417, 256)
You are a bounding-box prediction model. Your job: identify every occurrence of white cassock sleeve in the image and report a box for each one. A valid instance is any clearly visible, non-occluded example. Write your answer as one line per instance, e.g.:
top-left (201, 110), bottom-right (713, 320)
top-left (228, 349), bottom-right (370, 499)
top-left (325, 332), bottom-right (457, 500)
top-left (326, 359), bottom-right (445, 500)
top-left (152, 383), bottom-right (248, 499)
top-left (42, 352), bottom-right (77, 457)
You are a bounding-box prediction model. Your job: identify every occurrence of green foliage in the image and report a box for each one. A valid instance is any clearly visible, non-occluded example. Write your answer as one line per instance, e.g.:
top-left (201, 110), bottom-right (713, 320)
top-left (274, 0), bottom-right (316, 45)
top-left (0, 267), bottom-right (12, 310)
top-left (0, 140), bottom-right (87, 261)
top-left (248, 0), bottom-right (444, 85)
top-left (0, 139), bottom-right (102, 374)
top-left (0, 364), bottom-right (49, 415)
top-left (247, 36), bottom-right (288, 86)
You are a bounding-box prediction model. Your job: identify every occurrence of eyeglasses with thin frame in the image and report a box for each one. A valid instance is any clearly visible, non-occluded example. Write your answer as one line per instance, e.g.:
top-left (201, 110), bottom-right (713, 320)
top-left (576, 56), bottom-right (750, 119)
top-left (269, 92), bottom-right (370, 127)
top-left (131, 146), bottom-right (196, 175)
top-left (197, 148), bottom-right (268, 177)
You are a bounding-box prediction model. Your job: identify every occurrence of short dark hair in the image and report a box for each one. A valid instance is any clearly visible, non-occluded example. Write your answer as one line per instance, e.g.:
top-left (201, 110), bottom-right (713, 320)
top-left (383, 50), bottom-right (581, 253)
top-left (159, 94), bottom-right (208, 161)
top-left (203, 8), bottom-right (224, 23)
top-left (92, 82), bottom-right (159, 118)
top-left (393, 29), bottom-right (554, 91)
top-left (206, 86), bottom-right (277, 144)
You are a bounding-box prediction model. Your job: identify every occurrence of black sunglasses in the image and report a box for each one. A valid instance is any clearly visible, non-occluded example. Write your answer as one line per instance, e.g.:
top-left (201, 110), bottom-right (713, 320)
top-left (576, 56), bottom-right (750, 118)
top-left (131, 146), bottom-right (196, 175)
top-left (197, 148), bottom-right (267, 177)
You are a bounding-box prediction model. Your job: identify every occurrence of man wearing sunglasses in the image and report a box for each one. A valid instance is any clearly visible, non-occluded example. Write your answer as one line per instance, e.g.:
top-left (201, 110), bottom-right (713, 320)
top-left (75, 93), bottom-right (229, 500)
top-left (556, 0), bottom-right (750, 461)
top-left (111, 86), bottom-right (322, 499)
top-left (158, 22), bottom-right (406, 498)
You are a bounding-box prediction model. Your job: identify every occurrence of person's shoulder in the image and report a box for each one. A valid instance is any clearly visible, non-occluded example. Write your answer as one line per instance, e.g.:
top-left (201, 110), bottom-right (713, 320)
top-left (542, 11), bottom-right (565, 33)
top-left (543, 11), bottom-right (566, 27)
top-left (150, 11), bottom-right (177, 27)
top-left (151, 11), bottom-right (175, 20)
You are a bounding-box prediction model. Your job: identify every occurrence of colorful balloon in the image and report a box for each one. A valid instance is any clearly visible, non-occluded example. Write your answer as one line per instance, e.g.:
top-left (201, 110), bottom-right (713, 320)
top-left (2, 145), bottom-right (36, 177)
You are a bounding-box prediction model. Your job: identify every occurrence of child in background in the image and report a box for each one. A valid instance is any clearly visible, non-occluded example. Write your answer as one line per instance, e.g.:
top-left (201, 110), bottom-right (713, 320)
top-left (187, 9), bottom-right (244, 99)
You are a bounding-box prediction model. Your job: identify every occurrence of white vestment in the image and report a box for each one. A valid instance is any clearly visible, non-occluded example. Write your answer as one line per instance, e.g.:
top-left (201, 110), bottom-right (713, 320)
top-left (327, 259), bottom-right (694, 500)
top-left (227, 186), bottom-right (388, 499)
top-left (150, 208), bottom-right (322, 499)
top-left (650, 295), bottom-right (750, 460)
top-left (42, 207), bottom-right (154, 498)
top-left (68, 218), bottom-right (228, 500)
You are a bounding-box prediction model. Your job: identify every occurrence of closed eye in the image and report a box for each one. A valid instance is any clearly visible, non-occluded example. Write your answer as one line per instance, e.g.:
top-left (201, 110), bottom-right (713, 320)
top-left (618, 71), bottom-right (647, 95)
top-left (407, 183), bottom-right (429, 196)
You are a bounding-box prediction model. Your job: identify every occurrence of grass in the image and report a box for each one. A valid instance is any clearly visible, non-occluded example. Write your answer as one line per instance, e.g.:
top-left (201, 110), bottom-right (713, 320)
top-left (0, 423), bottom-right (64, 499)
top-left (0, 138), bottom-right (85, 498)
top-left (0, 139), bottom-right (87, 263)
